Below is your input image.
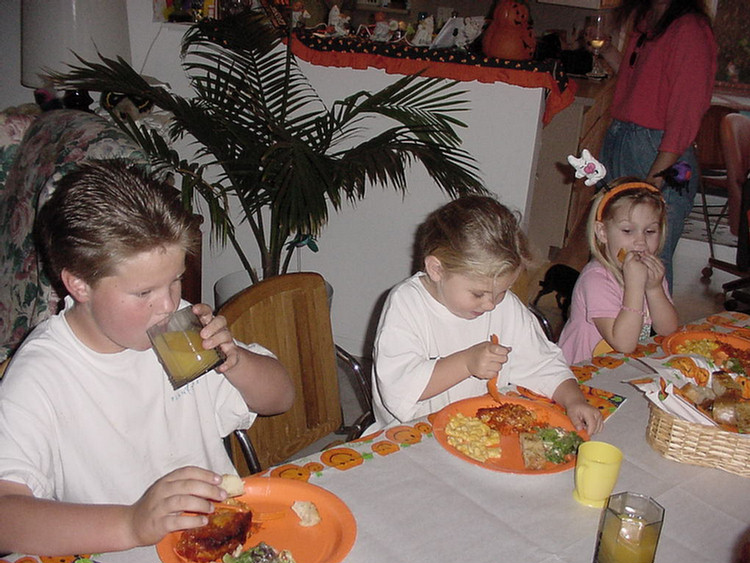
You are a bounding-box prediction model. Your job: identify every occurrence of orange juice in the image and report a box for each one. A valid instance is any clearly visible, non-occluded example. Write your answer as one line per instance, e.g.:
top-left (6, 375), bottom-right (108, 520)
top-left (595, 514), bottom-right (660, 563)
top-left (152, 329), bottom-right (222, 386)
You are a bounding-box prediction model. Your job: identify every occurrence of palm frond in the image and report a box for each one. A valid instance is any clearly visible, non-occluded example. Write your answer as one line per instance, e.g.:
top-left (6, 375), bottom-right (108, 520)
top-left (53, 9), bottom-right (484, 278)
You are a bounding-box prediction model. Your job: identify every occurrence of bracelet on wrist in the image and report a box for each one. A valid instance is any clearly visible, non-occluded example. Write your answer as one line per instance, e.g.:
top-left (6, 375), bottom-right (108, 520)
top-left (620, 305), bottom-right (645, 317)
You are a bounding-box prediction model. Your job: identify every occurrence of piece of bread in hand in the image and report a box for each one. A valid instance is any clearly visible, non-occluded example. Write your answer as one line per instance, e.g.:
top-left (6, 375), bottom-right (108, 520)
top-left (617, 248), bottom-right (627, 263)
top-left (291, 500), bottom-right (321, 527)
top-left (220, 474), bottom-right (245, 498)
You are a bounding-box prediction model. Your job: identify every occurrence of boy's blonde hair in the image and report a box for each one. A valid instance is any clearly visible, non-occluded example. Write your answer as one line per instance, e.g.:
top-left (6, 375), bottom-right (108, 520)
top-left (36, 160), bottom-right (202, 291)
top-left (416, 195), bottom-right (532, 279)
top-left (587, 178), bottom-right (667, 284)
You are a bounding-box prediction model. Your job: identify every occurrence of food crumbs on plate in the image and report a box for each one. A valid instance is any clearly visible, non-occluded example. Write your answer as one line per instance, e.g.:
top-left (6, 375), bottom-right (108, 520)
top-left (291, 500), bottom-right (321, 527)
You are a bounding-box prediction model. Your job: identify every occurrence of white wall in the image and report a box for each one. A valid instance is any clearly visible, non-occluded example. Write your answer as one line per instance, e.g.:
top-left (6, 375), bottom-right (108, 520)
top-left (298, 63), bottom-right (544, 354)
top-left (2, 1), bottom-right (547, 358)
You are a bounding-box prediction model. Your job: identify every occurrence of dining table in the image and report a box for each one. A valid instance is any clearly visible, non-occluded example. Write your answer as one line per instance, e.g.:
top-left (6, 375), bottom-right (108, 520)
top-left (3, 311), bottom-right (750, 563)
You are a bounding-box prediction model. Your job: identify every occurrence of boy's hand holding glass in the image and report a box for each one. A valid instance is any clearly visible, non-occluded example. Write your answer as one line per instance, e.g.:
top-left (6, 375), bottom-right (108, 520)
top-left (148, 306), bottom-right (227, 389)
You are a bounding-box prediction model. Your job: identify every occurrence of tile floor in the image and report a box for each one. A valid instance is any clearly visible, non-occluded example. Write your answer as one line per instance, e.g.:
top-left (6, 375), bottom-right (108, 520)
top-left (289, 234), bottom-right (743, 463)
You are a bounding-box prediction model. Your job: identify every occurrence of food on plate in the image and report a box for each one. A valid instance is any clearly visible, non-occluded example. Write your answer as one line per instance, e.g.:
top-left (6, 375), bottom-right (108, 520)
top-left (534, 427), bottom-right (584, 464)
top-left (220, 474), bottom-right (245, 498)
top-left (674, 338), bottom-right (719, 358)
top-left (175, 499), bottom-right (252, 563)
top-left (444, 412), bottom-right (501, 462)
top-left (675, 338), bottom-right (750, 376)
top-left (477, 403), bottom-right (547, 435)
top-left (291, 500), bottom-right (321, 527)
top-left (519, 432), bottom-right (546, 470)
top-left (222, 542), bottom-right (296, 563)
top-left (519, 427), bottom-right (583, 469)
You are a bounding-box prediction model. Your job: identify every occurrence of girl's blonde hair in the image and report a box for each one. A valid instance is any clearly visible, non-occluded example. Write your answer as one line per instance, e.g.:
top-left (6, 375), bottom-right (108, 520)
top-left (416, 195), bottom-right (532, 279)
top-left (587, 178), bottom-right (667, 284)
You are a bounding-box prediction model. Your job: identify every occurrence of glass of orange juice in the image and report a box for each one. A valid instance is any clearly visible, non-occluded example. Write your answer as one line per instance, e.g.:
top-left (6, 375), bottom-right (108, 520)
top-left (148, 307), bottom-right (225, 389)
top-left (593, 492), bottom-right (665, 563)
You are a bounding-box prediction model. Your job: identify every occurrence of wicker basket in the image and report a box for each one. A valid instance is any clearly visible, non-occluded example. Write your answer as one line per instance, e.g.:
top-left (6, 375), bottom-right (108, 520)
top-left (646, 402), bottom-right (750, 477)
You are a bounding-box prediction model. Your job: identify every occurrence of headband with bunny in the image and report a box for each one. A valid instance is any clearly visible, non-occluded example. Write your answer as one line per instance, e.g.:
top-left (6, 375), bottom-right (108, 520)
top-left (567, 149), bottom-right (691, 222)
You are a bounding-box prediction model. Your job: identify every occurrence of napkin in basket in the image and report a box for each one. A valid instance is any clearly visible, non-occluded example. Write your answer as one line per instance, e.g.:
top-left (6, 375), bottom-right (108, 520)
top-left (626, 354), bottom-right (721, 426)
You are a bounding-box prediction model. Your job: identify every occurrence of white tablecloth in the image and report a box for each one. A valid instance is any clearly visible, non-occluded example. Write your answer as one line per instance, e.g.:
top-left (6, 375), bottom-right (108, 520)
top-left (5, 316), bottom-right (750, 563)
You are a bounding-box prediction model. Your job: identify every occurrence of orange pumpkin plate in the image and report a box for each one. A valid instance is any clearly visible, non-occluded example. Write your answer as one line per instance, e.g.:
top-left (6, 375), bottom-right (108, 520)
top-left (432, 395), bottom-right (588, 474)
top-left (156, 477), bottom-right (356, 563)
top-left (661, 330), bottom-right (750, 357)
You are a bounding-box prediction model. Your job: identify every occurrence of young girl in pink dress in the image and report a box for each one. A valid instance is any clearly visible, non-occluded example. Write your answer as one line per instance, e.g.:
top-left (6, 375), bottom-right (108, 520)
top-left (558, 180), bottom-right (679, 365)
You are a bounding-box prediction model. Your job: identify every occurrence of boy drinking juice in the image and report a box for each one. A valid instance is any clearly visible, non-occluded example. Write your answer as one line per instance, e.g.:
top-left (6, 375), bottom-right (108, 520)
top-left (0, 161), bottom-right (294, 556)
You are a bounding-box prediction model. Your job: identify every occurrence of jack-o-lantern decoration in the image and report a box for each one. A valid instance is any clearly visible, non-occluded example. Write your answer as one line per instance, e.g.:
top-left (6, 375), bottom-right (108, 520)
top-left (481, 0), bottom-right (536, 61)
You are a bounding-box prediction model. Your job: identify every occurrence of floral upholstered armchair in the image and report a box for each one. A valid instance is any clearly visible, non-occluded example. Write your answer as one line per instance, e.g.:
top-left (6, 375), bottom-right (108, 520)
top-left (0, 107), bottom-right (147, 363)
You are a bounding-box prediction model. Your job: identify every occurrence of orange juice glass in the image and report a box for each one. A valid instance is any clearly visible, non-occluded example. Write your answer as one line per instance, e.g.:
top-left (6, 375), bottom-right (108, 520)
top-left (593, 492), bottom-right (665, 563)
top-left (148, 307), bottom-right (225, 389)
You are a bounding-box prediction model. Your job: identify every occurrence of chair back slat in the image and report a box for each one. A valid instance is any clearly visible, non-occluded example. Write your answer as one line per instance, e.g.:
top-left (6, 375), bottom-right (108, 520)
top-left (219, 272), bottom-right (342, 473)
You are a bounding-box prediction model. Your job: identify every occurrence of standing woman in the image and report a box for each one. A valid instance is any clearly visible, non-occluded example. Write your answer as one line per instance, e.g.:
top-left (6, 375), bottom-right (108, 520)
top-left (599, 0), bottom-right (717, 290)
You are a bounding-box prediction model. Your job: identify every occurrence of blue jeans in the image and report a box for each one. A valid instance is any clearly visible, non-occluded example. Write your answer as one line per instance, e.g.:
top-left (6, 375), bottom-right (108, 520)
top-left (600, 119), bottom-right (699, 292)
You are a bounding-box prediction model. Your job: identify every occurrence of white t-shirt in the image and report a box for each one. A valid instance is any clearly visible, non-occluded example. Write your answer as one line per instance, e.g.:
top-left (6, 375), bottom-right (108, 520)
top-left (0, 299), bottom-right (264, 505)
top-left (371, 273), bottom-right (575, 429)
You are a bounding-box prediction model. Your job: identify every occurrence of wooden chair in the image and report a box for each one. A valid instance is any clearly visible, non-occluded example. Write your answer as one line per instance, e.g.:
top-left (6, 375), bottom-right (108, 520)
top-left (218, 272), bottom-right (372, 475)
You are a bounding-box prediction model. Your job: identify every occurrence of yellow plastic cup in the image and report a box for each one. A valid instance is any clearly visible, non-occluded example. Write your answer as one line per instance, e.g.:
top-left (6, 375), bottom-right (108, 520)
top-left (573, 441), bottom-right (623, 508)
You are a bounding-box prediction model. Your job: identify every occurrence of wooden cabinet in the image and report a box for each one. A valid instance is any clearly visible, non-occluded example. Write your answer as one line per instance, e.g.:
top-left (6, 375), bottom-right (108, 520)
top-left (527, 77), bottom-right (615, 267)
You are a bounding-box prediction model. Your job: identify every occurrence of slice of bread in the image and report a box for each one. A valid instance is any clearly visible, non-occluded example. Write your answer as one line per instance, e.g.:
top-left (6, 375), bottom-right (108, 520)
top-left (519, 432), bottom-right (546, 470)
top-left (220, 474), bottom-right (245, 498)
top-left (291, 500), bottom-right (321, 527)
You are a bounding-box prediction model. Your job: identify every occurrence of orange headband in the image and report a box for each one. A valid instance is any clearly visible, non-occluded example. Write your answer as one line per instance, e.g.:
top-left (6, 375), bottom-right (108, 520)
top-left (595, 181), bottom-right (663, 222)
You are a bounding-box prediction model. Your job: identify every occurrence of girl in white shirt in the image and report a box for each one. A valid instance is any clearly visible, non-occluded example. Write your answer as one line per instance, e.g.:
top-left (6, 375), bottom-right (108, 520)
top-left (371, 195), bottom-right (602, 435)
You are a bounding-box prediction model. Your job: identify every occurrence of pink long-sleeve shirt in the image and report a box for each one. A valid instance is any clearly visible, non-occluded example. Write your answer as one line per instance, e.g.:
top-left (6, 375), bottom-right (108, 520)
top-left (611, 13), bottom-right (717, 155)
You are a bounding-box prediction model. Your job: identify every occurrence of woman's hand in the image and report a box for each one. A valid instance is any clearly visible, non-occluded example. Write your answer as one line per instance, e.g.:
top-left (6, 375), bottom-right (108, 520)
top-left (127, 467), bottom-right (225, 547)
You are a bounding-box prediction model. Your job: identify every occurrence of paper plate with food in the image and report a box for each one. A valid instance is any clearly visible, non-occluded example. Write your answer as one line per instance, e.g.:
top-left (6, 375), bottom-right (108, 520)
top-left (661, 330), bottom-right (750, 375)
top-left (156, 475), bottom-right (356, 563)
top-left (432, 395), bottom-right (588, 474)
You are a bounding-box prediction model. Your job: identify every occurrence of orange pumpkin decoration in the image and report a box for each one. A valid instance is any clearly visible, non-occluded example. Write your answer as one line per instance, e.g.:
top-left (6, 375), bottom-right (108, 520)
top-left (571, 364), bottom-right (597, 382)
top-left (270, 463), bottom-right (311, 481)
top-left (371, 440), bottom-right (400, 456)
top-left (481, 0), bottom-right (536, 61)
top-left (305, 461), bottom-right (324, 473)
top-left (385, 425), bottom-right (422, 445)
top-left (667, 356), bottom-right (709, 386)
top-left (707, 314), bottom-right (737, 327)
top-left (414, 421), bottom-right (432, 435)
top-left (592, 355), bottom-right (625, 370)
top-left (320, 447), bottom-right (364, 470)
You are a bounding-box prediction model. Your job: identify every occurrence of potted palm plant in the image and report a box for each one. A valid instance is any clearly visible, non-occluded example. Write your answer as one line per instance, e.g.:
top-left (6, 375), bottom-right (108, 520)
top-left (54, 9), bottom-right (484, 284)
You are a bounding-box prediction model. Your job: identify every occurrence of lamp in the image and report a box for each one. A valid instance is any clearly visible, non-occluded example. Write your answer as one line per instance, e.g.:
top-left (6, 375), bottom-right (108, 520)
top-left (21, 0), bottom-right (132, 110)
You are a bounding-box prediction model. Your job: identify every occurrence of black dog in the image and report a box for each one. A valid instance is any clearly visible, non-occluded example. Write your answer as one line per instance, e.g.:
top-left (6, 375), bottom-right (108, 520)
top-left (532, 264), bottom-right (580, 322)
